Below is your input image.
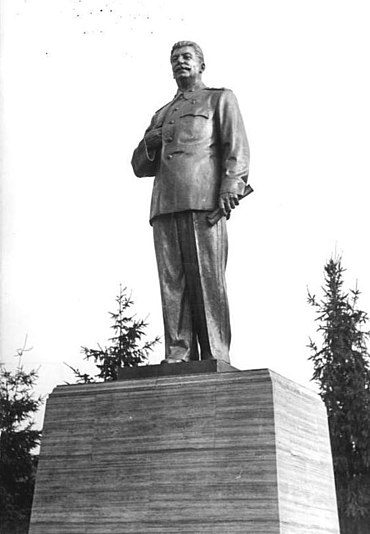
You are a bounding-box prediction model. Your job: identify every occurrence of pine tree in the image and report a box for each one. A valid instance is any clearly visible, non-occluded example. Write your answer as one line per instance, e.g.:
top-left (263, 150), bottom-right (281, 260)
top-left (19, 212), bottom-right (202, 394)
top-left (0, 339), bottom-right (43, 534)
top-left (69, 286), bottom-right (160, 382)
top-left (308, 257), bottom-right (370, 533)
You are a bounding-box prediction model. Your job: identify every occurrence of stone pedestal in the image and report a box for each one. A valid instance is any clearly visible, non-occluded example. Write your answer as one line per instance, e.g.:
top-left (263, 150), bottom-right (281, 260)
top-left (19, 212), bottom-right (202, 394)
top-left (29, 367), bottom-right (340, 533)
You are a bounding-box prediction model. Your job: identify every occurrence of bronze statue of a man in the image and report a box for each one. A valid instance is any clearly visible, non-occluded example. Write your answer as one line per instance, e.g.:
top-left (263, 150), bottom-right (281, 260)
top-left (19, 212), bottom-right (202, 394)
top-left (132, 41), bottom-right (250, 364)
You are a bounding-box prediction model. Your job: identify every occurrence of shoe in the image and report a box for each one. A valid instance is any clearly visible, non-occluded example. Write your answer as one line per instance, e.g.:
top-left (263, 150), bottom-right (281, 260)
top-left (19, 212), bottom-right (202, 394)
top-left (201, 354), bottom-right (216, 361)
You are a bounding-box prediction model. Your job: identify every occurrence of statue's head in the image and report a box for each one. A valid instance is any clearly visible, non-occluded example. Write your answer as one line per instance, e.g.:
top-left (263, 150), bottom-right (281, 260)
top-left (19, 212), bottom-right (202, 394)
top-left (170, 41), bottom-right (205, 85)
top-left (170, 41), bottom-right (205, 64)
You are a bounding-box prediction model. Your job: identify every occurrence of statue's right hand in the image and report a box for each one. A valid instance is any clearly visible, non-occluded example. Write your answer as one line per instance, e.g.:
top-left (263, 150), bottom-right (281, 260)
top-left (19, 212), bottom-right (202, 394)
top-left (144, 128), bottom-right (162, 150)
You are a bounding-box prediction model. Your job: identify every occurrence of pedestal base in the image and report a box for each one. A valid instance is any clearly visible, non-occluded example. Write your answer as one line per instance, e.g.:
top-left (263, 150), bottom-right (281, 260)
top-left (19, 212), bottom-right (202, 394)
top-left (117, 358), bottom-right (238, 379)
top-left (30, 367), bottom-right (340, 533)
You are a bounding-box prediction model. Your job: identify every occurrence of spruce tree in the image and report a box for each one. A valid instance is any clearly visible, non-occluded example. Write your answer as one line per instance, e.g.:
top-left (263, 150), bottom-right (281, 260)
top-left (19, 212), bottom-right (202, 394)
top-left (0, 340), bottom-right (42, 534)
top-left (69, 286), bottom-right (160, 382)
top-left (308, 257), bottom-right (370, 533)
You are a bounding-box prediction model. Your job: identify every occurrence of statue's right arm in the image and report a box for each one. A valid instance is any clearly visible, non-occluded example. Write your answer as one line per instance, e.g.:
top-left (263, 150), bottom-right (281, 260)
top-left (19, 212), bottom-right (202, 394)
top-left (131, 115), bottom-right (162, 178)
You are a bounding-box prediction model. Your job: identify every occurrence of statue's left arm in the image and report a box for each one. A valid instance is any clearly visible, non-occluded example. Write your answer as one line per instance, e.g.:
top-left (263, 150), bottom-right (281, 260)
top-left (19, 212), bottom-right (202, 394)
top-left (216, 90), bottom-right (250, 216)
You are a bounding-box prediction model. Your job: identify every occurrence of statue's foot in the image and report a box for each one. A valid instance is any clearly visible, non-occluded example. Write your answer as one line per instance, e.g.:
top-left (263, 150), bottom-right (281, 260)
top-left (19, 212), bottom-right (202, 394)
top-left (201, 353), bottom-right (216, 361)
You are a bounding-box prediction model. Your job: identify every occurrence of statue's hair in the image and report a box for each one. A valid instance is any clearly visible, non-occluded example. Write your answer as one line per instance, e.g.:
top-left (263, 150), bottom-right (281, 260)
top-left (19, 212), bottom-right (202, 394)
top-left (170, 41), bottom-right (205, 64)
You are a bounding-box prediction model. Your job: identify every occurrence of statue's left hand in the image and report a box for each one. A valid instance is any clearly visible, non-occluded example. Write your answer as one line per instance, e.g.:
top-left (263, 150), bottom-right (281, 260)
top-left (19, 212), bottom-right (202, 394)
top-left (218, 192), bottom-right (239, 217)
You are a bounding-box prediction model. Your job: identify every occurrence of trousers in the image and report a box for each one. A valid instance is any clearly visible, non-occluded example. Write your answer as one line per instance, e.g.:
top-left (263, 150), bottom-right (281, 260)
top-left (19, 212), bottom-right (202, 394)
top-left (152, 211), bottom-right (231, 363)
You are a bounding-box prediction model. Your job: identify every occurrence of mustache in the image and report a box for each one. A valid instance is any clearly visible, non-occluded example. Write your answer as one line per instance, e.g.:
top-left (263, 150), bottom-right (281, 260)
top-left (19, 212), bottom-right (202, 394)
top-left (175, 65), bottom-right (190, 72)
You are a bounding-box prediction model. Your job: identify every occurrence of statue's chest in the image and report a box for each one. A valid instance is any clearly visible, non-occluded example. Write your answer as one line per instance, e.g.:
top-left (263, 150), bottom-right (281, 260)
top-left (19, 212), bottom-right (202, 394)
top-left (162, 96), bottom-right (216, 145)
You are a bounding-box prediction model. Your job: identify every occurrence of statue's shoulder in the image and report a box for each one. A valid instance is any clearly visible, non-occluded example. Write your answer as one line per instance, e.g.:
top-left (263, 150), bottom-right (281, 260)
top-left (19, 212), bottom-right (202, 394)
top-left (151, 99), bottom-right (174, 126)
top-left (204, 87), bottom-right (229, 92)
top-left (154, 99), bottom-right (174, 115)
top-left (203, 87), bottom-right (237, 108)
top-left (204, 87), bottom-right (235, 101)
top-left (205, 87), bottom-right (236, 95)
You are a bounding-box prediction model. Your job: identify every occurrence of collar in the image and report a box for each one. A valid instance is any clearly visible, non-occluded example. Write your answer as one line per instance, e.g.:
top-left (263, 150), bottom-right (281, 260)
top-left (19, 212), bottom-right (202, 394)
top-left (174, 81), bottom-right (207, 100)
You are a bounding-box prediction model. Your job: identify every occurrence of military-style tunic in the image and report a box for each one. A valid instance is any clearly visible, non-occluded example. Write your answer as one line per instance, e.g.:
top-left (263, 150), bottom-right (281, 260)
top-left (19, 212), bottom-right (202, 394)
top-left (131, 83), bottom-right (250, 363)
top-left (132, 82), bottom-right (250, 223)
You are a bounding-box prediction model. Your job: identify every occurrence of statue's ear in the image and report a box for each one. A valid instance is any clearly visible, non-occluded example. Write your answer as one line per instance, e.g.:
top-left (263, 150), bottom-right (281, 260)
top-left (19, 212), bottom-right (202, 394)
top-left (200, 62), bottom-right (206, 73)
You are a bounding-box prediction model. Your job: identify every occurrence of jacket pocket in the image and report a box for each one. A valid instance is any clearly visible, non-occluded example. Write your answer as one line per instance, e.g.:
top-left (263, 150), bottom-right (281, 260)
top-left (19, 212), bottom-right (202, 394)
top-left (178, 108), bottom-right (211, 143)
top-left (180, 107), bottom-right (210, 120)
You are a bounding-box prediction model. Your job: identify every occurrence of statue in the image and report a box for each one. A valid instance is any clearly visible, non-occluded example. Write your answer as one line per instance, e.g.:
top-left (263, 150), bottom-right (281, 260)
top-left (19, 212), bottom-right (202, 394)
top-left (132, 41), bottom-right (250, 364)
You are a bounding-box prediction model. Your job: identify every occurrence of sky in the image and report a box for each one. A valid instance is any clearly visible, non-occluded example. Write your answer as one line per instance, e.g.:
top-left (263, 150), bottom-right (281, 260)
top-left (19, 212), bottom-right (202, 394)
top-left (1, 0), bottom-right (370, 427)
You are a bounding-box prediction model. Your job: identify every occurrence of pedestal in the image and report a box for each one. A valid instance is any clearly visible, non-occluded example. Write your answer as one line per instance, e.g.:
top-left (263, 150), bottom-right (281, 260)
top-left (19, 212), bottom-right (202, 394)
top-left (29, 367), bottom-right (340, 533)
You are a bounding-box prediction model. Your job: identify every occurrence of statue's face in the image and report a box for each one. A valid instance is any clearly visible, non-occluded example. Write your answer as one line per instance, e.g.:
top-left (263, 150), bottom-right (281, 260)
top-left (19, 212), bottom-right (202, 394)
top-left (171, 46), bottom-right (204, 83)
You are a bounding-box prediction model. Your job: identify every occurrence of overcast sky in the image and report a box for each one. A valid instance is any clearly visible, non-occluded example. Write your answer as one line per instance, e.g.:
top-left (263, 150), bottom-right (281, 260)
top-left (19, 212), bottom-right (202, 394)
top-left (2, 0), bottom-right (370, 425)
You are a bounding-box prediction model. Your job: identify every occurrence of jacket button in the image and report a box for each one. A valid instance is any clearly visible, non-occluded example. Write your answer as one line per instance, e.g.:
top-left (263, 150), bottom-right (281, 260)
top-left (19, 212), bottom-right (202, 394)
top-left (166, 137), bottom-right (173, 143)
top-left (169, 120), bottom-right (175, 124)
top-left (192, 99), bottom-right (197, 104)
top-left (167, 154), bottom-right (173, 159)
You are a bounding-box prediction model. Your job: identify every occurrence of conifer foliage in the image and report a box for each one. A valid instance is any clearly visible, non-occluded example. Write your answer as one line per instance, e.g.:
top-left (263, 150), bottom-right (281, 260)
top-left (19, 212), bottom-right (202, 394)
top-left (70, 286), bottom-right (160, 382)
top-left (0, 341), bottom-right (42, 534)
top-left (308, 258), bottom-right (370, 533)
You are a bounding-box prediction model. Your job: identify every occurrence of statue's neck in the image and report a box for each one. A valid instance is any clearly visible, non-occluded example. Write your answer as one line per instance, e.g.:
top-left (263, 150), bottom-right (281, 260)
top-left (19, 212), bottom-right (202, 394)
top-left (176, 76), bottom-right (203, 93)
